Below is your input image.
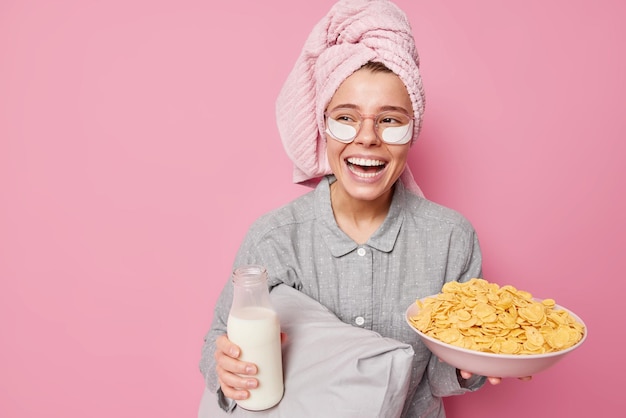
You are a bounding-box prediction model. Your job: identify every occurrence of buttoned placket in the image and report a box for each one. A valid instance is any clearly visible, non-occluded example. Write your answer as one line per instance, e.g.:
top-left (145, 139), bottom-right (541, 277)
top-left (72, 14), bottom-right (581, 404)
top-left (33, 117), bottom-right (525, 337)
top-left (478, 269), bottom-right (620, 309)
top-left (353, 245), bottom-right (372, 327)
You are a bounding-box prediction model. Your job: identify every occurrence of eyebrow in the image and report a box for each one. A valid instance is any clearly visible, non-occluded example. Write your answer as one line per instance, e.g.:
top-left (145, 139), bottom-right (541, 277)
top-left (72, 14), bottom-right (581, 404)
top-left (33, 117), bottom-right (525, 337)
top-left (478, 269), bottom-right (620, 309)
top-left (328, 103), bottom-right (411, 114)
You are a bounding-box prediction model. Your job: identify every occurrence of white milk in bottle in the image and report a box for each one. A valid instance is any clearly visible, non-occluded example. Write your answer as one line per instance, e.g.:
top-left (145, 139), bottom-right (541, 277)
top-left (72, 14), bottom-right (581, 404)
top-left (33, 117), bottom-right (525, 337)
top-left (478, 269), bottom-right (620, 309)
top-left (227, 265), bottom-right (284, 411)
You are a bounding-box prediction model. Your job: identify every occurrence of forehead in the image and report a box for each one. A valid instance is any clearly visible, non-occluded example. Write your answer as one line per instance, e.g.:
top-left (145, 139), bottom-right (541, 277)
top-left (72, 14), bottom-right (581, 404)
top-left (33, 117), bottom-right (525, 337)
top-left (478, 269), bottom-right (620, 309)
top-left (327, 69), bottom-right (412, 112)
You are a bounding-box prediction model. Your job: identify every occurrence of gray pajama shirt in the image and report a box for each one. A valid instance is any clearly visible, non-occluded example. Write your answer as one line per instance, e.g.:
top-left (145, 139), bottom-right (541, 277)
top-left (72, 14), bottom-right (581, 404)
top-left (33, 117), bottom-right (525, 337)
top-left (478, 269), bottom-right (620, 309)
top-left (200, 175), bottom-right (485, 417)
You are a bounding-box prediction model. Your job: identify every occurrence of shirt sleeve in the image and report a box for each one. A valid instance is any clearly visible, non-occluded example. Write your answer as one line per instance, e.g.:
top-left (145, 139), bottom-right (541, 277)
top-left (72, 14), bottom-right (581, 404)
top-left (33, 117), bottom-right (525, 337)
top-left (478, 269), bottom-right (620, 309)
top-left (198, 225), bottom-right (268, 412)
top-left (198, 277), bottom-right (236, 411)
top-left (460, 228), bottom-right (483, 282)
top-left (427, 224), bottom-right (486, 397)
top-left (426, 355), bottom-right (486, 397)
top-left (198, 217), bottom-right (295, 412)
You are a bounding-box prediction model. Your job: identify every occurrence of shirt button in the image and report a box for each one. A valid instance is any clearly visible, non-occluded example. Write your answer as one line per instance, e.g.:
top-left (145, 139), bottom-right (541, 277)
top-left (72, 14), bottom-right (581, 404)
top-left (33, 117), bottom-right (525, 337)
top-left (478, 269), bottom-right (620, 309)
top-left (357, 247), bottom-right (366, 256)
top-left (355, 316), bottom-right (365, 326)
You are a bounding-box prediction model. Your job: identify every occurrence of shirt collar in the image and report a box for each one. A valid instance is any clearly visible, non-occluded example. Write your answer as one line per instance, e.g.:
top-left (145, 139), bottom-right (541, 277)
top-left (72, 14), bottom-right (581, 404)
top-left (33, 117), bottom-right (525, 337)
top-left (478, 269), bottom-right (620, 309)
top-left (315, 176), bottom-right (406, 257)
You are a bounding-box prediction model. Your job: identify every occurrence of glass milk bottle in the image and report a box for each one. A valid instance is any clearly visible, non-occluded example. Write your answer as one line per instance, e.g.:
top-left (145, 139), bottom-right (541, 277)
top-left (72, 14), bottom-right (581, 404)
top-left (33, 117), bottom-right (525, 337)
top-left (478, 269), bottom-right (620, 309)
top-left (227, 265), bottom-right (284, 410)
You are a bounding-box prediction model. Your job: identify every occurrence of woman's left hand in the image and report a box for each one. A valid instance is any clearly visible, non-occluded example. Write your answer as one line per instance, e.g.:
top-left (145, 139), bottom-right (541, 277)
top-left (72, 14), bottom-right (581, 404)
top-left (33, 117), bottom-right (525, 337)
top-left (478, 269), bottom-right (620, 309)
top-left (459, 369), bottom-right (532, 385)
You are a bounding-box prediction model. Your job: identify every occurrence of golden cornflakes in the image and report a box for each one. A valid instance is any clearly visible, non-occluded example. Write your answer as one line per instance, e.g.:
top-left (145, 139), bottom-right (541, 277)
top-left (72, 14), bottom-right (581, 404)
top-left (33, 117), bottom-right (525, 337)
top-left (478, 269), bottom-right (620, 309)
top-left (409, 278), bottom-right (585, 355)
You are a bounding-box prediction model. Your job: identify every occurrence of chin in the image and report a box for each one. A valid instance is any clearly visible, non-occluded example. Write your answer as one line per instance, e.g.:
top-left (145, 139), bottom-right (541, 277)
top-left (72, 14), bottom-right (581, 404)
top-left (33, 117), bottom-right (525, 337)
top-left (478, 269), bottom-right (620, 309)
top-left (344, 180), bottom-right (394, 202)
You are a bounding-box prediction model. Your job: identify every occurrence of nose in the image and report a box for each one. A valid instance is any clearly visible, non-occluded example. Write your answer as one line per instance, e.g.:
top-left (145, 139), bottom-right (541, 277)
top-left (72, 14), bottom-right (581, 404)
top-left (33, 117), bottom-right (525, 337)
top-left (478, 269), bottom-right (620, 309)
top-left (354, 117), bottom-right (380, 146)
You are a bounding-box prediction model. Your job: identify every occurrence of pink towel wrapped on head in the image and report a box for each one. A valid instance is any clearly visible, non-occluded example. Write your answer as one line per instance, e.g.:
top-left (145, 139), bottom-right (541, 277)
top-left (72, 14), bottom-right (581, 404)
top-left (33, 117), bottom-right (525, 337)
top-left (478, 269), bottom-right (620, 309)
top-left (276, 0), bottom-right (426, 196)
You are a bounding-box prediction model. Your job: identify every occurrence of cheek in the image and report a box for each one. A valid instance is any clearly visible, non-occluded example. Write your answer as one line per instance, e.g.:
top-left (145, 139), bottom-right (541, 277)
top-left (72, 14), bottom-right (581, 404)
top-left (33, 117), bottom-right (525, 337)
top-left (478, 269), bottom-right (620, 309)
top-left (325, 140), bottom-right (345, 163)
top-left (391, 146), bottom-right (411, 166)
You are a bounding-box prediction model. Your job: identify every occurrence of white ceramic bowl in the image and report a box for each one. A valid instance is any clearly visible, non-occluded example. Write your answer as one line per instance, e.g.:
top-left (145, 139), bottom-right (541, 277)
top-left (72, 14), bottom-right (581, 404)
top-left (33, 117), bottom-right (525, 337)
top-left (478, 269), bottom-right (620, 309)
top-left (405, 299), bottom-right (587, 378)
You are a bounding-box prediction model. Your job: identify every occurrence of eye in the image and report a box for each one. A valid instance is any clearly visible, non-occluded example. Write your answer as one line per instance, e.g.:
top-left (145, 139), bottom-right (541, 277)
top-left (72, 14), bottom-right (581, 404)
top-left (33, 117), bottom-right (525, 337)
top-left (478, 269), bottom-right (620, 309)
top-left (379, 116), bottom-right (400, 124)
top-left (378, 112), bottom-right (411, 126)
top-left (336, 115), bottom-right (356, 123)
top-left (328, 108), bottom-right (360, 124)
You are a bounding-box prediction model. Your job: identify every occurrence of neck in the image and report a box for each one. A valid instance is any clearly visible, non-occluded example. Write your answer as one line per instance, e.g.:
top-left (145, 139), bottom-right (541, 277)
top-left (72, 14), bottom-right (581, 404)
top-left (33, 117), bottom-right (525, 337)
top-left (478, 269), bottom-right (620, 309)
top-left (330, 182), bottom-right (393, 244)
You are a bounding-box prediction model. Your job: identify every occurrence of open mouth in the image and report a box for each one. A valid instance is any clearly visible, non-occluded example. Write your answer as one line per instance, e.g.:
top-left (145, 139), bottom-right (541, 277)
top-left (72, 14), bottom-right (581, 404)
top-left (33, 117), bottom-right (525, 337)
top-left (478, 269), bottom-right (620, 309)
top-left (346, 157), bottom-right (386, 178)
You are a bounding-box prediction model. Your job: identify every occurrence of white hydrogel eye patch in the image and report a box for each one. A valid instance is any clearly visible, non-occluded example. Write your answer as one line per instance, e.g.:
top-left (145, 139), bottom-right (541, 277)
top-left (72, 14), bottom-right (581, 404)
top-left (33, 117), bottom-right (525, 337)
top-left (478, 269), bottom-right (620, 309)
top-left (326, 118), bottom-right (357, 142)
top-left (381, 121), bottom-right (413, 144)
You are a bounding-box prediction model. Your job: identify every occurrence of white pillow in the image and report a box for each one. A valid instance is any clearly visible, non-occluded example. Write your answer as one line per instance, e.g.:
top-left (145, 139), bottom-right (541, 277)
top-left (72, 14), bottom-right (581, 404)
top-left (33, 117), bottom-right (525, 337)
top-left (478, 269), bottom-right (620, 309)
top-left (198, 284), bottom-right (414, 418)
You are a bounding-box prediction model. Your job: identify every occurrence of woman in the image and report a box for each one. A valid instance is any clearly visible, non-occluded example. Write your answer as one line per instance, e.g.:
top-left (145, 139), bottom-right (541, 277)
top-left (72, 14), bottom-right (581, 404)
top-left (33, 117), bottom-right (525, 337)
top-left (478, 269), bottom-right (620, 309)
top-left (200, 1), bottom-right (526, 416)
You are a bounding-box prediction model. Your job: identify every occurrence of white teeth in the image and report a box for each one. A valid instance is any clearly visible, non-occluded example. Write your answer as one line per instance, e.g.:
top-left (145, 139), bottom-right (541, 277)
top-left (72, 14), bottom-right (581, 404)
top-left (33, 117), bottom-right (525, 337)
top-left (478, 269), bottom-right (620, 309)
top-left (347, 157), bottom-right (385, 167)
top-left (346, 157), bottom-right (385, 178)
top-left (347, 165), bottom-right (379, 177)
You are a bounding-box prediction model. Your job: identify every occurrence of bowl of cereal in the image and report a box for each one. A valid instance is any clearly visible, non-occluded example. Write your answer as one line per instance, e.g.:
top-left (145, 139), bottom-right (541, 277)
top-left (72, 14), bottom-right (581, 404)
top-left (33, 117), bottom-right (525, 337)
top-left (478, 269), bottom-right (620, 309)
top-left (405, 279), bottom-right (587, 378)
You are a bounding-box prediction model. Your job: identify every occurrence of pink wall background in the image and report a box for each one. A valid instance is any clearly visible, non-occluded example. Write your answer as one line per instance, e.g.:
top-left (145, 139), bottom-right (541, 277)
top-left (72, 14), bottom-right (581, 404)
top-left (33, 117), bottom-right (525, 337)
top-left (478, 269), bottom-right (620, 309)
top-left (1, 0), bottom-right (624, 416)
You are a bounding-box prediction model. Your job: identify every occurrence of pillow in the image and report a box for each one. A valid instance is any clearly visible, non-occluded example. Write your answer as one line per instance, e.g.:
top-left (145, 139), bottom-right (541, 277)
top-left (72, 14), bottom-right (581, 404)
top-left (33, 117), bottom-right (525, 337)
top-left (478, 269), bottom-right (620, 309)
top-left (198, 284), bottom-right (414, 418)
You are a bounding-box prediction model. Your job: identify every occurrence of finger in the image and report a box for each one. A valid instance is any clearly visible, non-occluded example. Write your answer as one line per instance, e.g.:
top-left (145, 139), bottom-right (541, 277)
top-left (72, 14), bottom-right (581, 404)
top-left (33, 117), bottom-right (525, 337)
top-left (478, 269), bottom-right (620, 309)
top-left (216, 334), bottom-right (240, 359)
top-left (488, 376), bottom-right (502, 385)
top-left (217, 363), bottom-right (258, 389)
top-left (518, 376), bottom-right (533, 381)
top-left (459, 370), bottom-right (473, 379)
top-left (215, 348), bottom-right (258, 377)
top-left (218, 373), bottom-right (257, 401)
top-left (214, 335), bottom-right (259, 399)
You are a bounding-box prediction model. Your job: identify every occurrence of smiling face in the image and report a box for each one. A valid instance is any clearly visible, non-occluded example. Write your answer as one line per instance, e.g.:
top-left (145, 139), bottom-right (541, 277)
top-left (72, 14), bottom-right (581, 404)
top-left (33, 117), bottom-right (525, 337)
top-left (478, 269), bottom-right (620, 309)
top-left (325, 67), bottom-right (413, 205)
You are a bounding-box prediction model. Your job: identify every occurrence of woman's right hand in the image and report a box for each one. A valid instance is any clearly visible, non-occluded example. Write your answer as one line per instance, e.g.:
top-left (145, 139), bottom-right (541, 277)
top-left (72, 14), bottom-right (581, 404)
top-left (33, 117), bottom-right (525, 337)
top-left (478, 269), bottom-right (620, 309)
top-left (214, 334), bottom-right (258, 401)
